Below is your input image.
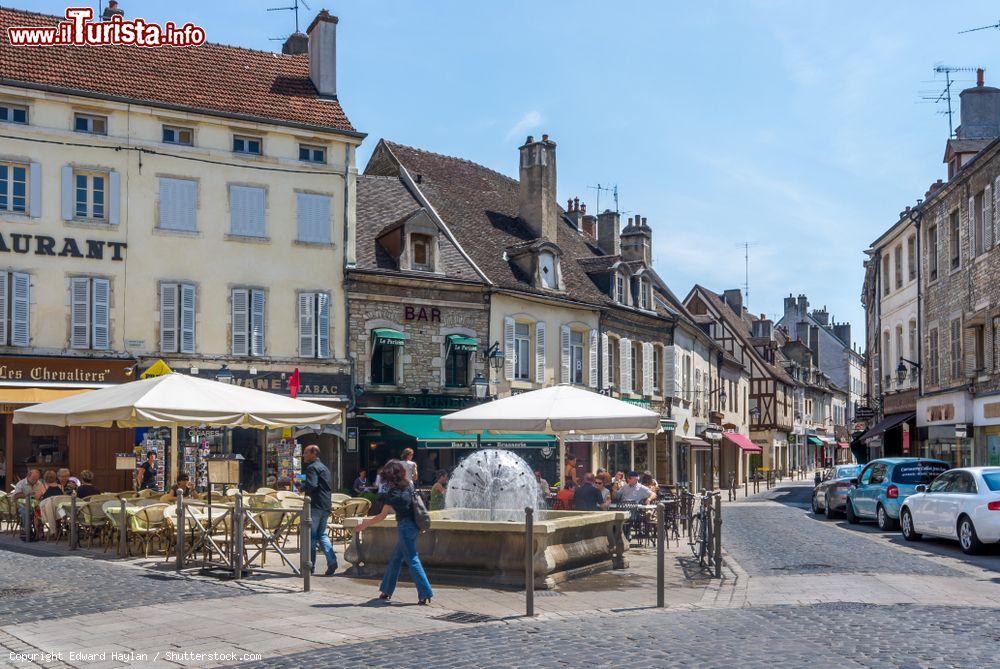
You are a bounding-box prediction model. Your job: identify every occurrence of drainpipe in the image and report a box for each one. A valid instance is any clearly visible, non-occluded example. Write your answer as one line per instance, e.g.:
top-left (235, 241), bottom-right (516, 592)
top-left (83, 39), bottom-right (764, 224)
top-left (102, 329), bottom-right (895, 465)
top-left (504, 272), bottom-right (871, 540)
top-left (342, 143), bottom-right (354, 488)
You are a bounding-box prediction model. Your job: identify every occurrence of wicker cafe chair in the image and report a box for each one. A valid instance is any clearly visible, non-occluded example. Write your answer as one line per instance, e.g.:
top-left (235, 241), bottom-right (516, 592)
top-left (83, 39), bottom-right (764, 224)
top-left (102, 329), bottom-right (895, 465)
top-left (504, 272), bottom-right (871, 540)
top-left (0, 494), bottom-right (17, 534)
top-left (327, 500), bottom-right (349, 542)
top-left (129, 504), bottom-right (170, 558)
top-left (335, 498), bottom-right (372, 544)
top-left (243, 497), bottom-right (292, 567)
top-left (101, 500), bottom-right (132, 553)
top-left (77, 499), bottom-right (110, 548)
top-left (331, 493), bottom-right (351, 505)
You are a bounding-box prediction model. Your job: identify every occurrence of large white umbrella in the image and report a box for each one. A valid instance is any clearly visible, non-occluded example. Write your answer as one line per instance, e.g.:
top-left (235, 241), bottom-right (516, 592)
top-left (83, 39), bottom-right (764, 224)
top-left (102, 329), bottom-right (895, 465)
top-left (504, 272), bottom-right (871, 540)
top-left (14, 373), bottom-right (342, 483)
top-left (440, 385), bottom-right (661, 483)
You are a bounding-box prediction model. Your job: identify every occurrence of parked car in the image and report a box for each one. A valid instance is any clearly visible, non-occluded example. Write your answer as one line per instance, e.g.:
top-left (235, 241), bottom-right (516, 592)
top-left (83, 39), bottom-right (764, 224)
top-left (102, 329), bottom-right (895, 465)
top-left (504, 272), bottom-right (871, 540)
top-left (900, 467), bottom-right (1000, 554)
top-left (846, 458), bottom-right (950, 530)
top-left (811, 464), bottom-right (863, 518)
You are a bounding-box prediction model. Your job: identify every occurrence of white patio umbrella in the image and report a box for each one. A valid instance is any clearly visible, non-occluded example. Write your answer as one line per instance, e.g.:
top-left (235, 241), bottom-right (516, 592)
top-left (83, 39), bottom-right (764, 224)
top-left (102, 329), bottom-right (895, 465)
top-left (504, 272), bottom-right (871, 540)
top-left (440, 385), bottom-right (661, 485)
top-left (13, 373), bottom-right (342, 484)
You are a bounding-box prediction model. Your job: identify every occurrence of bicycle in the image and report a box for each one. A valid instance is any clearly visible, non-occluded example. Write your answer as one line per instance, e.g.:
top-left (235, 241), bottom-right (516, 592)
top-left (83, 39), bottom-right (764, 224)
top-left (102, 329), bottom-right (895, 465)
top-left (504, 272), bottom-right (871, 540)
top-left (687, 491), bottom-right (716, 568)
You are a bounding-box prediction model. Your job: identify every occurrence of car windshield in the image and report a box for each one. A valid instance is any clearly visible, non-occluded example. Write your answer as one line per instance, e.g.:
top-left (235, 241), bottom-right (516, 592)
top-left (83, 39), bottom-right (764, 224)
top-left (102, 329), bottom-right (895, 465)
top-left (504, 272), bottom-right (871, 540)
top-left (982, 471), bottom-right (1000, 492)
top-left (891, 461), bottom-right (949, 485)
top-left (835, 465), bottom-right (861, 479)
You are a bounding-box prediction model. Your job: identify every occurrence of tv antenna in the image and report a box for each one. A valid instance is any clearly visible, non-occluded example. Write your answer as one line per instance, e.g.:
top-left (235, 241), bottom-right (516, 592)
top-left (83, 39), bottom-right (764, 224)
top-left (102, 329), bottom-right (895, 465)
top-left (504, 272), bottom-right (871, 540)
top-left (959, 20), bottom-right (1000, 34)
top-left (735, 241), bottom-right (758, 308)
top-left (268, 0), bottom-right (311, 40)
top-left (920, 65), bottom-right (977, 138)
top-left (587, 183), bottom-right (614, 214)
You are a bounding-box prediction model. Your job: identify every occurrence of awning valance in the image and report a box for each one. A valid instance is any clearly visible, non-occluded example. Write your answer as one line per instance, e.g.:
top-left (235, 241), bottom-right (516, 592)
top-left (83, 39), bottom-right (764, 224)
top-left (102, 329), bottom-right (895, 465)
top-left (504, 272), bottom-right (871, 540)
top-left (837, 441), bottom-right (851, 449)
top-left (807, 436), bottom-right (825, 446)
top-left (366, 412), bottom-right (556, 449)
top-left (372, 328), bottom-right (406, 347)
top-left (680, 436), bottom-right (712, 450)
top-left (722, 431), bottom-right (762, 453)
top-left (0, 387), bottom-right (91, 405)
top-left (446, 334), bottom-right (479, 353)
top-left (857, 412), bottom-right (915, 443)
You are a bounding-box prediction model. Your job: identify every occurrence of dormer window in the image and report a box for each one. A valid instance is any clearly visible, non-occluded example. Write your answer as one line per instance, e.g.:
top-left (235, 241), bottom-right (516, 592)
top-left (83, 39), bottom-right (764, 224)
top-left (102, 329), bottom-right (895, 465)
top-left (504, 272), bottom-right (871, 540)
top-left (539, 251), bottom-right (557, 289)
top-left (632, 276), bottom-right (650, 310)
top-left (614, 273), bottom-right (626, 304)
top-left (411, 233), bottom-right (433, 272)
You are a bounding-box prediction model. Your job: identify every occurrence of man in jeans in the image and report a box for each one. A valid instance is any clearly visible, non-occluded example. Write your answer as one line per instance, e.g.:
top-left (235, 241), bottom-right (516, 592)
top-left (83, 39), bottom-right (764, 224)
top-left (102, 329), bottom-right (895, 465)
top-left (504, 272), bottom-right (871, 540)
top-left (301, 444), bottom-right (337, 576)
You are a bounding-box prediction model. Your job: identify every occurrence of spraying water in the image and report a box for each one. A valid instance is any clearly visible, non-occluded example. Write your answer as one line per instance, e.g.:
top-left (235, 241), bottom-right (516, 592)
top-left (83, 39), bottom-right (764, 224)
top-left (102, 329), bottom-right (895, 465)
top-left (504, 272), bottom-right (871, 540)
top-left (443, 449), bottom-right (544, 522)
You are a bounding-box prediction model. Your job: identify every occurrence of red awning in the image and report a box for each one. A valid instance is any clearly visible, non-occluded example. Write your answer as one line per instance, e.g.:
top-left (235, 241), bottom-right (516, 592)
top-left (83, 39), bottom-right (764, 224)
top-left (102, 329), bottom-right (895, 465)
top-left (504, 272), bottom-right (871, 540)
top-left (837, 441), bottom-right (851, 449)
top-left (723, 431), bottom-right (762, 453)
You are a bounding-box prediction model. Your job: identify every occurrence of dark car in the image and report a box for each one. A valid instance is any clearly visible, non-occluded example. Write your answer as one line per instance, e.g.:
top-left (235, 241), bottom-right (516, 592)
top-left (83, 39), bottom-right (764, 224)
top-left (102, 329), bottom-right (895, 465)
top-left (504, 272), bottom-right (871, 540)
top-left (812, 464), bottom-right (862, 518)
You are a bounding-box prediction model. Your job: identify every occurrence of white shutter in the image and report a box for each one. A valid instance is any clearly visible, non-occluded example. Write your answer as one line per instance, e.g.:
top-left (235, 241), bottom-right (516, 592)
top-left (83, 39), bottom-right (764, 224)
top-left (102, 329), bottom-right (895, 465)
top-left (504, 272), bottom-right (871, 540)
top-left (969, 196), bottom-right (976, 254)
top-left (588, 329), bottom-right (598, 388)
top-left (159, 178), bottom-right (197, 232)
top-left (642, 342), bottom-right (654, 396)
top-left (61, 165), bottom-right (73, 221)
top-left (559, 325), bottom-right (570, 384)
top-left (108, 171), bottom-right (120, 226)
top-left (298, 292), bottom-right (316, 358)
top-left (159, 283), bottom-right (178, 353)
top-left (317, 292), bottom-right (330, 358)
top-left (985, 184), bottom-right (994, 249)
top-left (663, 344), bottom-right (676, 397)
top-left (620, 337), bottom-right (631, 394)
top-left (0, 272), bottom-right (7, 345)
top-left (29, 163), bottom-right (41, 218)
top-left (535, 321), bottom-right (546, 384)
top-left (695, 369), bottom-right (703, 415)
top-left (10, 272), bottom-right (28, 346)
top-left (994, 177), bottom-right (1000, 247)
top-left (231, 288), bottom-right (249, 356)
top-left (180, 283), bottom-right (196, 354)
top-left (230, 185), bottom-right (266, 237)
top-left (503, 316), bottom-right (515, 381)
top-left (601, 333), bottom-right (610, 390)
top-left (250, 289), bottom-right (265, 356)
top-left (296, 193), bottom-right (332, 244)
top-left (91, 278), bottom-right (110, 350)
top-left (69, 278), bottom-right (90, 349)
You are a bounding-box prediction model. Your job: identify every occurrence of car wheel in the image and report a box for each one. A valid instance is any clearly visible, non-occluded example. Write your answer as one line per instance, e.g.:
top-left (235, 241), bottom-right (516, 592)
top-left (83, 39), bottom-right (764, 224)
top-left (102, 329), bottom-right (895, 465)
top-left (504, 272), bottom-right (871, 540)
top-left (958, 516), bottom-right (985, 555)
top-left (901, 508), bottom-right (921, 541)
top-left (876, 504), bottom-right (897, 531)
top-left (811, 494), bottom-right (823, 515)
top-left (825, 494), bottom-right (839, 519)
top-left (846, 499), bottom-right (860, 524)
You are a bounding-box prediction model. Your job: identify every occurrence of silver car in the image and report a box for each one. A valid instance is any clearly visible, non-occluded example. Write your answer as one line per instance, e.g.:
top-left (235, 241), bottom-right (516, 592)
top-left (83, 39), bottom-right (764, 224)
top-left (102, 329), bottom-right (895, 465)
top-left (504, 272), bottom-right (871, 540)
top-left (812, 464), bottom-right (862, 519)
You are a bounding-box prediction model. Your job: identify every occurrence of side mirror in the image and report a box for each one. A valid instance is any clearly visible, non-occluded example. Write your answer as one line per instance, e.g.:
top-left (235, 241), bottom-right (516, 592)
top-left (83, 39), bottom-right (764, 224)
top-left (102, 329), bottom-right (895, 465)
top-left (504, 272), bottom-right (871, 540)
top-left (915, 484), bottom-right (927, 493)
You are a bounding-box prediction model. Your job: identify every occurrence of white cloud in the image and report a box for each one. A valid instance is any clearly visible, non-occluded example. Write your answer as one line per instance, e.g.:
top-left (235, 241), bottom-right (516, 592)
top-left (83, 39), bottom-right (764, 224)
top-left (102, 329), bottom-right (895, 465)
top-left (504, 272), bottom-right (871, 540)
top-left (505, 110), bottom-right (543, 142)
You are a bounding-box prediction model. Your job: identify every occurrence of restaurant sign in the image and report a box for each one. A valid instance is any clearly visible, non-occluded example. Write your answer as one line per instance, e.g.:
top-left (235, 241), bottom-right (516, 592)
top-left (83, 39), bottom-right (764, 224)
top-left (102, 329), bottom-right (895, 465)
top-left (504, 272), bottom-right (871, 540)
top-left (0, 232), bottom-right (126, 261)
top-left (621, 398), bottom-right (652, 410)
top-left (420, 438), bottom-right (557, 449)
top-left (0, 356), bottom-right (132, 385)
top-left (368, 392), bottom-right (483, 411)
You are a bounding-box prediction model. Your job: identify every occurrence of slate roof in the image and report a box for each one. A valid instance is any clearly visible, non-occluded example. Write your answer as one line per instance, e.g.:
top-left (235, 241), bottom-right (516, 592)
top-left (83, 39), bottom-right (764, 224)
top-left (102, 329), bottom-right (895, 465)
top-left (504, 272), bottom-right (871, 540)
top-left (0, 7), bottom-right (356, 133)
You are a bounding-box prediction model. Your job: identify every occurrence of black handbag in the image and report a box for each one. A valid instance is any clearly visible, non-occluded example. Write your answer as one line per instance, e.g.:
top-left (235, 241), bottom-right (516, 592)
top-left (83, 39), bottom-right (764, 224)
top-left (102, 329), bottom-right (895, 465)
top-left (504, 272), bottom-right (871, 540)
top-left (412, 489), bottom-right (431, 532)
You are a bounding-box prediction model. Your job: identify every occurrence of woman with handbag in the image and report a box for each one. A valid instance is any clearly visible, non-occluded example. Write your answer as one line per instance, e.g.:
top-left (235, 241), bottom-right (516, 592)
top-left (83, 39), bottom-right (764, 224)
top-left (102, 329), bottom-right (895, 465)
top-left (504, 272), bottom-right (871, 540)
top-left (354, 460), bottom-right (434, 605)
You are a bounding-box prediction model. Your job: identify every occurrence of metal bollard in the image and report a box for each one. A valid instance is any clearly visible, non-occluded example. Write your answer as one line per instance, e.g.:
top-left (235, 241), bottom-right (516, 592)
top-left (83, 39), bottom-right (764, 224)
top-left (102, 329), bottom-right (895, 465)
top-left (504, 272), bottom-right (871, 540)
top-left (524, 506), bottom-right (534, 617)
top-left (713, 494), bottom-right (723, 579)
top-left (118, 497), bottom-right (127, 558)
top-left (175, 490), bottom-right (185, 571)
top-left (233, 491), bottom-right (244, 580)
top-left (300, 496), bottom-right (312, 592)
top-left (656, 502), bottom-right (665, 608)
top-left (69, 492), bottom-right (78, 550)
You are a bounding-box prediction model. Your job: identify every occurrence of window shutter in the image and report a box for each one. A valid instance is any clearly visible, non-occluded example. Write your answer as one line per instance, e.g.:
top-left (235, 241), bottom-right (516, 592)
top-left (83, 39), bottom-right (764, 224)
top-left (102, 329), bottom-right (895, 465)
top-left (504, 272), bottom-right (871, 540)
top-left (10, 272), bottom-right (27, 347)
top-left (994, 177), bottom-right (1000, 247)
top-left (250, 289), bottom-right (266, 356)
top-left (559, 325), bottom-right (571, 384)
top-left (969, 195), bottom-right (976, 254)
top-left (60, 165), bottom-right (73, 221)
top-left (298, 292), bottom-right (316, 358)
top-left (231, 288), bottom-right (249, 355)
top-left (230, 185), bottom-right (266, 237)
top-left (503, 316), bottom-right (515, 381)
top-left (0, 272), bottom-right (7, 345)
top-left (663, 345), bottom-right (676, 397)
top-left (985, 184), bottom-right (994, 249)
top-left (70, 278), bottom-right (90, 349)
top-left (28, 163), bottom-right (41, 218)
top-left (964, 326), bottom-right (977, 378)
top-left (642, 342), bottom-right (654, 396)
top-left (159, 178), bottom-right (197, 232)
top-left (108, 170), bottom-right (121, 226)
top-left (317, 293), bottom-right (330, 358)
top-left (91, 278), bottom-right (110, 350)
top-left (588, 329), bottom-right (598, 388)
top-left (601, 333), bottom-right (610, 390)
top-left (535, 321), bottom-right (546, 384)
top-left (159, 282), bottom-right (178, 353)
top-left (180, 283), bottom-right (196, 354)
top-left (296, 193), bottom-right (332, 244)
top-left (620, 337), bottom-right (631, 393)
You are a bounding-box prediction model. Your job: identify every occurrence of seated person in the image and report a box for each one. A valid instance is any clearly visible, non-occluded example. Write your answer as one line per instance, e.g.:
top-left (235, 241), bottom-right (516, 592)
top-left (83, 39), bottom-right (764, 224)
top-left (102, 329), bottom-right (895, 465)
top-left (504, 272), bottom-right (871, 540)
top-left (573, 473), bottom-right (607, 511)
top-left (164, 473), bottom-right (195, 501)
top-left (75, 470), bottom-right (101, 498)
top-left (352, 469), bottom-right (368, 496)
top-left (429, 470), bottom-right (448, 511)
top-left (553, 480), bottom-right (575, 510)
top-left (614, 471), bottom-right (656, 505)
top-left (39, 470), bottom-right (64, 500)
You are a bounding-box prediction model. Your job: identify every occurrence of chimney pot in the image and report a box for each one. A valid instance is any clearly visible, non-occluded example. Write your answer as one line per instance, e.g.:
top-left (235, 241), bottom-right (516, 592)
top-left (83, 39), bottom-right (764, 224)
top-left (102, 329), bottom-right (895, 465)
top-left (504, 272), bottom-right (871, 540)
top-left (580, 203), bottom-right (586, 214)
top-left (542, 134), bottom-right (549, 142)
top-left (978, 68), bottom-right (985, 87)
top-left (567, 198), bottom-right (573, 212)
top-left (526, 135), bottom-right (534, 143)
top-left (641, 217), bottom-right (647, 227)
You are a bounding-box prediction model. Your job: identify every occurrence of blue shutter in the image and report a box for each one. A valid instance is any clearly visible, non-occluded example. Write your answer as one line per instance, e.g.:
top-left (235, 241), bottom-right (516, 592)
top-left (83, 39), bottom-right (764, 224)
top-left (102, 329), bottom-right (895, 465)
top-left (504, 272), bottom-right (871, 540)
top-left (250, 289), bottom-right (265, 356)
top-left (60, 165), bottom-right (73, 221)
top-left (180, 283), bottom-right (196, 354)
top-left (231, 289), bottom-right (249, 356)
top-left (28, 163), bottom-right (41, 218)
top-left (108, 171), bottom-right (120, 226)
top-left (91, 278), bottom-right (110, 350)
top-left (159, 283), bottom-right (178, 353)
top-left (317, 292), bottom-right (330, 358)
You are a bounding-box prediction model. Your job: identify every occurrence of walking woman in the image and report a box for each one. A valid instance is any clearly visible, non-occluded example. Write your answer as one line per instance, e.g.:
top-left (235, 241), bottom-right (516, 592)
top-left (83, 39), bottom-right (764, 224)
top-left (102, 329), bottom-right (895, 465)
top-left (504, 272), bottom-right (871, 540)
top-left (354, 461), bottom-right (434, 604)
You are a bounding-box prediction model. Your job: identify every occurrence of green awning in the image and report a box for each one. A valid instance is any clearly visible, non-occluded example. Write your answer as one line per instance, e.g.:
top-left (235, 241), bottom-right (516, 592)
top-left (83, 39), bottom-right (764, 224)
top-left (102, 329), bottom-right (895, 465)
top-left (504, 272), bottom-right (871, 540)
top-left (446, 334), bottom-right (479, 353)
top-left (366, 412), bottom-right (556, 449)
top-left (807, 436), bottom-right (824, 446)
top-left (372, 328), bottom-right (406, 347)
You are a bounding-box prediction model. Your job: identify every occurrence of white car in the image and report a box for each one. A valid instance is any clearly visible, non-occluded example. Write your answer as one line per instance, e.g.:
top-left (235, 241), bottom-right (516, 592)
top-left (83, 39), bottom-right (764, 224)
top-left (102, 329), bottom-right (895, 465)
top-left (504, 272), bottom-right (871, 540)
top-left (899, 467), bottom-right (1000, 554)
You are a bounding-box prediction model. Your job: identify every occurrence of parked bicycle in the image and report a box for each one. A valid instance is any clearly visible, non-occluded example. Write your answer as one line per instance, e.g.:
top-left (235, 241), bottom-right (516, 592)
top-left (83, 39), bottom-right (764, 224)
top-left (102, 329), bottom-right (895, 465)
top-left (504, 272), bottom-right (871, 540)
top-left (687, 490), bottom-right (720, 569)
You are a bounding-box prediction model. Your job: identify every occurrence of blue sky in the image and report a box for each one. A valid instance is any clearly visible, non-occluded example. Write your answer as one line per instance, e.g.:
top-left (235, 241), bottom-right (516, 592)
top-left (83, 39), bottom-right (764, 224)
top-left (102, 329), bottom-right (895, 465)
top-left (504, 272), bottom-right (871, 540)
top-left (27, 1), bottom-right (1000, 345)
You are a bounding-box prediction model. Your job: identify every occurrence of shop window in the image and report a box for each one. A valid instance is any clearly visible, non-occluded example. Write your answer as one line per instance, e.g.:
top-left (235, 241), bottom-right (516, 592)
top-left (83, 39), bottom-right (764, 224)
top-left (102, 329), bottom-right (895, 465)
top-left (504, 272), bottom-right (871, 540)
top-left (74, 112), bottom-right (106, 135)
top-left (160, 282), bottom-right (196, 354)
top-left (570, 330), bottom-right (584, 385)
top-left (0, 271), bottom-right (30, 347)
top-left (74, 170), bottom-right (107, 220)
top-left (0, 162), bottom-right (28, 214)
top-left (298, 292), bottom-right (330, 358)
top-left (297, 193), bottom-right (331, 244)
top-left (229, 185), bottom-right (266, 237)
top-left (162, 125), bottom-right (193, 146)
top-left (411, 233), bottom-right (433, 272)
top-left (70, 276), bottom-right (110, 350)
top-left (445, 347), bottom-right (470, 387)
top-left (371, 340), bottom-right (398, 385)
top-left (950, 210), bottom-right (960, 269)
top-left (233, 134), bottom-right (262, 155)
top-left (158, 177), bottom-right (197, 232)
top-left (514, 322), bottom-right (530, 380)
top-left (0, 104), bottom-right (27, 124)
top-left (927, 224), bottom-right (938, 281)
top-left (231, 288), bottom-right (265, 356)
top-left (298, 144), bottom-right (326, 163)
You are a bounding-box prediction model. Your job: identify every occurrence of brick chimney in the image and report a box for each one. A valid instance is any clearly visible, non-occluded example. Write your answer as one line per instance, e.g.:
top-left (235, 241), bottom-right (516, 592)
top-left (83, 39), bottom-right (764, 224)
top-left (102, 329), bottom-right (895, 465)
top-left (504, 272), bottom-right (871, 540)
top-left (581, 209), bottom-right (597, 240)
top-left (620, 214), bottom-right (652, 264)
top-left (518, 135), bottom-right (558, 241)
top-left (566, 197), bottom-right (584, 231)
top-left (307, 11), bottom-right (338, 98)
top-left (282, 31), bottom-right (308, 55)
top-left (596, 209), bottom-right (620, 255)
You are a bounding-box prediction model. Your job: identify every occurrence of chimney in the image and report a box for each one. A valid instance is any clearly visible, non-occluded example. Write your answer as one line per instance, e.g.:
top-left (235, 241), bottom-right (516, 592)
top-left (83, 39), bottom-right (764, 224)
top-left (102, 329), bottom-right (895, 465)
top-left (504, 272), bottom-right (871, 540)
top-left (811, 307), bottom-right (829, 326)
top-left (282, 31), bottom-right (308, 55)
top-left (566, 197), bottom-right (585, 231)
top-left (752, 317), bottom-right (773, 340)
top-left (620, 214), bottom-right (652, 264)
top-left (307, 11), bottom-right (339, 98)
top-left (797, 294), bottom-right (808, 316)
top-left (722, 288), bottom-right (743, 314)
top-left (956, 68), bottom-right (1000, 140)
top-left (783, 293), bottom-right (797, 318)
top-left (518, 135), bottom-right (558, 241)
top-left (833, 322), bottom-right (851, 347)
top-left (809, 325), bottom-right (820, 365)
top-left (581, 213), bottom-right (597, 240)
top-left (596, 210), bottom-right (620, 255)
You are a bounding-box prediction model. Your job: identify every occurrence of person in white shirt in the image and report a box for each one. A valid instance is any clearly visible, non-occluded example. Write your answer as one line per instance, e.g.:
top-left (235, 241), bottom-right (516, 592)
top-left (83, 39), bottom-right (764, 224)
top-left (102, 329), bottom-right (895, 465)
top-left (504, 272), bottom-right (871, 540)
top-left (614, 471), bottom-right (655, 504)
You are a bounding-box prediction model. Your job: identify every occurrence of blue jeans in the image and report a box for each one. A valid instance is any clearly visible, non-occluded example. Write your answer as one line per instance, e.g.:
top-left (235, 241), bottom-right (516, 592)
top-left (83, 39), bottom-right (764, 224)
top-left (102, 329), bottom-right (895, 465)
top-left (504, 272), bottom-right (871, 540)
top-left (310, 508), bottom-right (337, 572)
top-left (379, 519), bottom-right (433, 600)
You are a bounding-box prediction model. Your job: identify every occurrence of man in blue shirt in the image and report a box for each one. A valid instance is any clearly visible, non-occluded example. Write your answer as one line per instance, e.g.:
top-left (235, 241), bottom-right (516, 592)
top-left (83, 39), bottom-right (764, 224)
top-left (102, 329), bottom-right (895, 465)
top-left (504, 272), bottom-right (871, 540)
top-left (301, 444), bottom-right (337, 576)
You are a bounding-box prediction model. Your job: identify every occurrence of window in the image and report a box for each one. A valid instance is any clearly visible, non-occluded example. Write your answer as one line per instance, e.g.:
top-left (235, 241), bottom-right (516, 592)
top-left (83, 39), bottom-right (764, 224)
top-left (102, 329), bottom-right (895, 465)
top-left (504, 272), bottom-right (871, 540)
top-left (974, 190), bottom-right (986, 257)
top-left (570, 330), bottom-right (584, 385)
top-left (631, 341), bottom-right (642, 393)
top-left (514, 322), bottom-right (530, 380)
top-left (951, 318), bottom-right (962, 379)
top-left (974, 324), bottom-right (985, 372)
top-left (539, 251), bottom-right (557, 289)
top-left (233, 135), bottom-right (262, 155)
top-left (0, 104), bottom-right (27, 124)
top-left (162, 125), bottom-right (193, 146)
top-left (158, 177), bottom-right (197, 232)
top-left (950, 210), bottom-right (960, 269)
top-left (229, 185), bottom-right (266, 237)
top-left (231, 288), bottom-right (265, 356)
top-left (445, 345), bottom-right (470, 387)
top-left (296, 193), bottom-right (332, 244)
top-left (895, 325), bottom-right (903, 376)
top-left (609, 336), bottom-right (621, 390)
top-left (882, 331), bottom-right (891, 387)
top-left (297, 292), bottom-right (330, 358)
top-left (371, 339), bottom-right (397, 385)
top-left (159, 283), bottom-right (196, 354)
top-left (993, 317), bottom-right (1000, 371)
top-left (615, 273), bottom-right (626, 303)
top-left (411, 233), bottom-right (433, 272)
top-left (652, 346), bottom-right (661, 395)
top-left (882, 255), bottom-right (890, 295)
top-left (0, 271), bottom-right (30, 347)
top-left (928, 224), bottom-right (938, 281)
top-left (74, 113), bottom-right (106, 135)
top-left (894, 245), bottom-right (903, 289)
top-left (907, 235), bottom-right (916, 281)
top-left (639, 278), bottom-right (650, 309)
top-left (69, 277), bottom-right (110, 350)
top-left (298, 144), bottom-right (326, 163)
top-left (929, 328), bottom-right (940, 386)
top-left (74, 171), bottom-right (106, 220)
top-left (0, 162), bottom-right (27, 214)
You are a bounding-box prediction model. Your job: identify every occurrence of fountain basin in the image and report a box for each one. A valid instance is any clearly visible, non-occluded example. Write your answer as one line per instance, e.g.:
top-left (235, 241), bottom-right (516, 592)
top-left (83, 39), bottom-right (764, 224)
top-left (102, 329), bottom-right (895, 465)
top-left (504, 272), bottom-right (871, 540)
top-left (344, 509), bottom-right (629, 589)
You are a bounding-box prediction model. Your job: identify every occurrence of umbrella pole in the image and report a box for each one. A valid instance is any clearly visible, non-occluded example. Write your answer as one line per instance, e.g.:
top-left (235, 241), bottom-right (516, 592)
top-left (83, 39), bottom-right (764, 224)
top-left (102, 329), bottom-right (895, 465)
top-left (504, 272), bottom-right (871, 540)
top-left (169, 425), bottom-right (179, 489)
top-left (558, 436), bottom-right (565, 489)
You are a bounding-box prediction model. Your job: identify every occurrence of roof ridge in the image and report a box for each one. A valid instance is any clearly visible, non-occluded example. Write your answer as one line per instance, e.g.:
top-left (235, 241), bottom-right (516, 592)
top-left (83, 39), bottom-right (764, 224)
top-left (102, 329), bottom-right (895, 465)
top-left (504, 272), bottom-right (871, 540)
top-left (385, 140), bottom-right (518, 185)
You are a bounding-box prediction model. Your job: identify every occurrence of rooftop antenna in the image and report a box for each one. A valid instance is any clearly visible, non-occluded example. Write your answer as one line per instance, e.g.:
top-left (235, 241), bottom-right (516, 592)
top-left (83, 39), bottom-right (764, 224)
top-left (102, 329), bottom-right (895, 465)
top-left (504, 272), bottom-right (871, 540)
top-left (735, 241), bottom-right (758, 308)
top-left (958, 20), bottom-right (1000, 34)
top-left (587, 183), bottom-right (613, 213)
top-left (268, 0), bottom-right (311, 41)
top-left (921, 65), bottom-right (978, 138)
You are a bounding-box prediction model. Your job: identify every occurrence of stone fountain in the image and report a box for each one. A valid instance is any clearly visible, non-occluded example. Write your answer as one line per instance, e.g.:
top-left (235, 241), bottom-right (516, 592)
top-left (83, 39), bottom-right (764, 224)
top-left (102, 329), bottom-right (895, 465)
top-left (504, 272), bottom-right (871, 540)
top-left (345, 449), bottom-right (627, 588)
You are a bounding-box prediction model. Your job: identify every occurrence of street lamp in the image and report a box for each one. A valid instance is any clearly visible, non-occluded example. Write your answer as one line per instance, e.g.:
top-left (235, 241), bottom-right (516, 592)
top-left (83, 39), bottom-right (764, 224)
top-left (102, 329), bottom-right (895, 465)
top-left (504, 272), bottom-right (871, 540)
top-left (485, 341), bottom-right (505, 373)
top-left (215, 364), bottom-right (233, 384)
top-left (472, 372), bottom-right (489, 400)
top-left (896, 357), bottom-right (920, 385)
